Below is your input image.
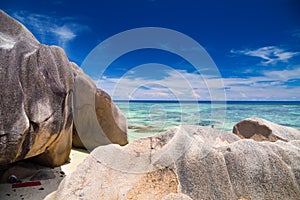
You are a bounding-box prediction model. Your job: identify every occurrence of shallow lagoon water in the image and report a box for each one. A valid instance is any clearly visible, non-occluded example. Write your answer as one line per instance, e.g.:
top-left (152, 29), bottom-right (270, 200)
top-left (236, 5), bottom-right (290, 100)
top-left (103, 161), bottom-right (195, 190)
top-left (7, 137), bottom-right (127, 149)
top-left (115, 101), bottom-right (300, 141)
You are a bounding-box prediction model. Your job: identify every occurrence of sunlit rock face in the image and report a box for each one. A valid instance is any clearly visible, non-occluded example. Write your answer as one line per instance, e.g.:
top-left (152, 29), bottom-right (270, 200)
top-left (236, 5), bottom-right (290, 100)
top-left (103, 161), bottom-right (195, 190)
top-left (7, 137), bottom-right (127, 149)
top-left (233, 117), bottom-right (300, 142)
top-left (50, 125), bottom-right (300, 200)
top-left (0, 10), bottom-right (128, 167)
top-left (72, 73), bottom-right (128, 150)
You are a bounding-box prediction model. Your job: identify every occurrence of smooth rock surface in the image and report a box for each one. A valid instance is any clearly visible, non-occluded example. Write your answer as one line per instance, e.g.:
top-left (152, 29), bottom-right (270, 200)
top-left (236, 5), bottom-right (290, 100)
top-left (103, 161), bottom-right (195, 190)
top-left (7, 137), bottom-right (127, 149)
top-left (49, 125), bottom-right (300, 200)
top-left (233, 117), bottom-right (300, 142)
top-left (162, 193), bottom-right (193, 200)
top-left (72, 71), bottom-right (128, 150)
top-left (0, 10), bottom-right (74, 167)
top-left (95, 88), bottom-right (128, 146)
top-left (0, 10), bottom-right (128, 167)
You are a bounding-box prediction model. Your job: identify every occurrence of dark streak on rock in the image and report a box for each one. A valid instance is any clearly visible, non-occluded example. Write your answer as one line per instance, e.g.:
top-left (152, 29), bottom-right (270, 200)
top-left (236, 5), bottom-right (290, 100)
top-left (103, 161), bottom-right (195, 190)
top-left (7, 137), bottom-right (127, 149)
top-left (17, 128), bottom-right (31, 160)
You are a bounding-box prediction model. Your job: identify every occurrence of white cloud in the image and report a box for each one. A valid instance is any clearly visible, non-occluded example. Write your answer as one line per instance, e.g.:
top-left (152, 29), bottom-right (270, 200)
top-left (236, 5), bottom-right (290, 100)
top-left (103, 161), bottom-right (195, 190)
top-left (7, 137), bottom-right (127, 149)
top-left (12, 11), bottom-right (88, 50)
top-left (222, 66), bottom-right (300, 100)
top-left (95, 66), bottom-right (300, 101)
top-left (95, 69), bottom-right (216, 100)
top-left (231, 46), bottom-right (299, 65)
top-left (51, 26), bottom-right (76, 40)
top-left (50, 25), bottom-right (77, 48)
top-left (263, 68), bottom-right (300, 81)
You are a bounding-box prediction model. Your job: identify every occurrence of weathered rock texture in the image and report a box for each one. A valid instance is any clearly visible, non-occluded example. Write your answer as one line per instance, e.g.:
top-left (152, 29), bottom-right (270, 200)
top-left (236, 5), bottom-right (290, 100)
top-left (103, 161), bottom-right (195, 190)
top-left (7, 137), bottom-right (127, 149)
top-left (0, 10), bottom-right (74, 167)
top-left (72, 86), bottom-right (128, 149)
top-left (0, 10), bottom-right (128, 167)
top-left (72, 72), bottom-right (128, 150)
top-left (95, 89), bottom-right (128, 146)
top-left (233, 117), bottom-right (300, 142)
top-left (161, 193), bottom-right (193, 200)
top-left (48, 125), bottom-right (300, 200)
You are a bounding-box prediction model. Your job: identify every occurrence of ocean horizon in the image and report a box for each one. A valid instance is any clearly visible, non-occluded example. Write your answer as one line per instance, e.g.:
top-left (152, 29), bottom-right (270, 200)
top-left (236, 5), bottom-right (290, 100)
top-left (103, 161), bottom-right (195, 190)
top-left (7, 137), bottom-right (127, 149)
top-left (115, 100), bottom-right (300, 104)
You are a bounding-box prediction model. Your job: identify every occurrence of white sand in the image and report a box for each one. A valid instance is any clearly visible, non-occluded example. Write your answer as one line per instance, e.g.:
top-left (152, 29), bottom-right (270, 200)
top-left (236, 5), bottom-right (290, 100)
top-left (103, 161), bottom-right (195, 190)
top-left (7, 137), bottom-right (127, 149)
top-left (61, 148), bottom-right (89, 176)
top-left (0, 148), bottom-right (89, 200)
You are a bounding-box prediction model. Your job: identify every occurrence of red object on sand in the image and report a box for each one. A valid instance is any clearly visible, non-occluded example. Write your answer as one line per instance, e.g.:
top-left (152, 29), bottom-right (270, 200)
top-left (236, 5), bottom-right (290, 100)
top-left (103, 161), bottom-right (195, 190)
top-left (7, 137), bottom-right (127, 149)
top-left (12, 181), bottom-right (42, 188)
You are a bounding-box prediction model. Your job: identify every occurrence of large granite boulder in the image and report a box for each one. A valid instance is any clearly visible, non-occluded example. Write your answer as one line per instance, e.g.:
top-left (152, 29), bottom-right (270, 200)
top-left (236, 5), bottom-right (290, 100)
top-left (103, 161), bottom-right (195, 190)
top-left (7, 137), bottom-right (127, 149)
top-left (0, 10), bottom-right (74, 167)
top-left (48, 125), bottom-right (300, 200)
top-left (72, 70), bottom-right (128, 150)
top-left (233, 117), bottom-right (300, 142)
top-left (0, 10), bottom-right (128, 167)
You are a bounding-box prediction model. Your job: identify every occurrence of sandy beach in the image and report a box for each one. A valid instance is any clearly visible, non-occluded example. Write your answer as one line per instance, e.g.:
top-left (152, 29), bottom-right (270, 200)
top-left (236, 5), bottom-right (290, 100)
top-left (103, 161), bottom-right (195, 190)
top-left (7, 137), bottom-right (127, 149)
top-left (0, 148), bottom-right (89, 200)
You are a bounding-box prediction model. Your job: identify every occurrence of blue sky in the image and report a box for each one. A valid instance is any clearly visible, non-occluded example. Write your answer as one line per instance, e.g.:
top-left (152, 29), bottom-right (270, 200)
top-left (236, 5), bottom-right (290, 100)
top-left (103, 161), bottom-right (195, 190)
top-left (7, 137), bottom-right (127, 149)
top-left (2, 0), bottom-right (300, 100)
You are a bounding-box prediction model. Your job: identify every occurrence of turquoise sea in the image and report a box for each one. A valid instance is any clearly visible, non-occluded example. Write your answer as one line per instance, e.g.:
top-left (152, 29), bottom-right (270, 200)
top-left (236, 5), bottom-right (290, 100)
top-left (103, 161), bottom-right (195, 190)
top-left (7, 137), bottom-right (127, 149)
top-left (115, 101), bottom-right (300, 141)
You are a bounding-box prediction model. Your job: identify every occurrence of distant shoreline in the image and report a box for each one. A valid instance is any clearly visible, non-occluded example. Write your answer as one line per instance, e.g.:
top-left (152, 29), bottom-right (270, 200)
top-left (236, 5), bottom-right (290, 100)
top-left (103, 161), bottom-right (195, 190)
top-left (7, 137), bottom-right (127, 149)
top-left (114, 100), bottom-right (300, 105)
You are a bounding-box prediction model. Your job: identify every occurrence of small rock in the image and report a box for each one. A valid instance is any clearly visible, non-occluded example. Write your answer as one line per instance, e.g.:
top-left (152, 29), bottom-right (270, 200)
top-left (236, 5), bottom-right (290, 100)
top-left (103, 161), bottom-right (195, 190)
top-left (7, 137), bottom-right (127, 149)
top-left (233, 117), bottom-right (300, 142)
top-left (8, 175), bottom-right (19, 183)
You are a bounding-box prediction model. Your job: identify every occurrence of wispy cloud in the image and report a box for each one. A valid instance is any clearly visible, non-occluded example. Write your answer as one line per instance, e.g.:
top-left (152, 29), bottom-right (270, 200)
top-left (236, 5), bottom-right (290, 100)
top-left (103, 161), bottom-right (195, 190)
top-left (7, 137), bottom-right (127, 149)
top-left (12, 10), bottom-right (89, 50)
top-left (222, 66), bottom-right (300, 100)
top-left (264, 67), bottom-right (300, 81)
top-left (52, 1), bottom-right (64, 5)
top-left (95, 66), bottom-right (300, 101)
top-left (95, 68), bottom-right (213, 100)
top-left (50, 24), bottom-right (78, 48)
top-left (231, 46), bottom-right (299, 65)
top-left (291, 29), bottom-right (300, 39)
